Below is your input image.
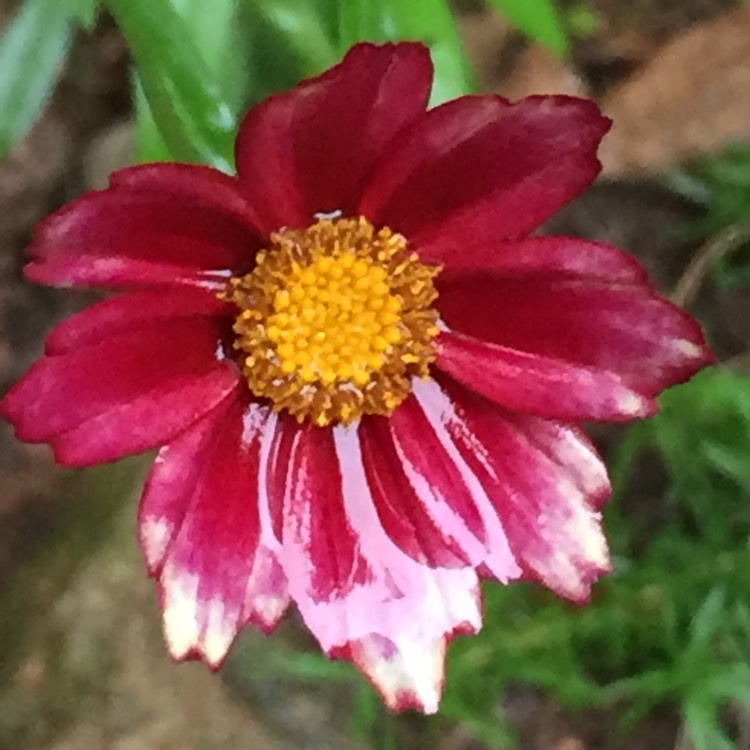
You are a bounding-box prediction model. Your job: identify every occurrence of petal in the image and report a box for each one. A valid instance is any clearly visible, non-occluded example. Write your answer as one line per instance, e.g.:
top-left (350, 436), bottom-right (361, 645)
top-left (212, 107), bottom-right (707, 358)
top-left (415, 378), bottom-right (612, 601)
top-left (436, 329), bottom-right (656, 421)
top-left (334, 425), bottom-right (485, 713)
top-left (360, 95), bottom-right (610, 256)
top-left (1, 318), bottom-right (240, 465)
top-left (358, 414), bottom-right (474, 568)
top-left (45, 288), bottom-right (232, 355)
top-left (261, 416), bottom-right (483, 713)
top-left (235, 42), bottom-right (433, 233)
top-left (266, 416), bottom-right (371, 603)
top-left (359, 399), bottom-right (520, 580)
top-left (109, 163), bottom-right (264, 228)
top-left (331, 634), bottom-right (449, 714)
top-left (437, 272), bottom-right (713, 397)
top-left (26, 164), bottom-right (262, 290)
top-left (149, 397), bottom-right (289, 668)
top-left (435, 235), bottom-right (650, 283)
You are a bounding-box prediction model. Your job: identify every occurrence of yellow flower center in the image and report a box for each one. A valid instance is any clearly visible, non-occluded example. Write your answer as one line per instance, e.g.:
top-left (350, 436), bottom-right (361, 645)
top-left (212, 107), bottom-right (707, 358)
top-left (224, 216), bottom-right (440, 426)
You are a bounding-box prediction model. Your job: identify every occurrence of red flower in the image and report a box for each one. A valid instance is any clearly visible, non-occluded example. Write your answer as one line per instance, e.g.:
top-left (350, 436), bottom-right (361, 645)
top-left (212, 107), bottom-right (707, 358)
top-left (2, 43), bottom-right (712, 712)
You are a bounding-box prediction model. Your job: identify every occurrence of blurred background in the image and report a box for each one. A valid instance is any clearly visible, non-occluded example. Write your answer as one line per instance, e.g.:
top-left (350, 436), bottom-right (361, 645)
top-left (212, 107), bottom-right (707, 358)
top-left (1, 0), bottom-right (749, 748)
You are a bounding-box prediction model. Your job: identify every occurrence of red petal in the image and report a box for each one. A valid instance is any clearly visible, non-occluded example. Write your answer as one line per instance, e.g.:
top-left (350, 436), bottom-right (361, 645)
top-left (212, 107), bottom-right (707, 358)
top-left (139, 396), bottom-right (231, 576)
top-left (436, 329), bottom-right (657, 421)
top-left (109, 163), bottom-right (263, 227)
top-left (27, 164), bottom-right (262, 290)
top-left (235, 42), bottom-right (432, 233)
top-left (45, 288), bottom-right (231, 355)
top-left (437, 272), bottom-right (713, 397)
top-left (360, 95), bottom-right (610, 254)
top-left (421, 379), bottom-right (612, 601)
top-left (147, 397), bottom-right (289, 668)
top-left (265, 417), bottom-right (371, 602)
top-left (1, 318), bottom-right (240, 465)
top-left (436, 235), bottom-right (649, 283)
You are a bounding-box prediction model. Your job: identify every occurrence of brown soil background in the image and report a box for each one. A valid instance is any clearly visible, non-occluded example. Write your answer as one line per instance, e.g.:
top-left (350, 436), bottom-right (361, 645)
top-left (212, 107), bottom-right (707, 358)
top-left (2, 1), bottom-right (750, 748)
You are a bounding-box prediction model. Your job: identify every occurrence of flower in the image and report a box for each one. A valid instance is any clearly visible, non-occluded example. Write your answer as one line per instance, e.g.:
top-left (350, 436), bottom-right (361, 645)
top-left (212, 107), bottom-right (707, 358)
top-left (1, 42), bottom-right (712, 713)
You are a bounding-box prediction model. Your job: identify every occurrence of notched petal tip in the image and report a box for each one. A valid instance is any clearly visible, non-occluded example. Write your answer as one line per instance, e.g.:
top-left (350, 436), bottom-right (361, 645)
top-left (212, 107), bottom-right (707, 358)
top-left (331, 634), bottom-right (448, 714)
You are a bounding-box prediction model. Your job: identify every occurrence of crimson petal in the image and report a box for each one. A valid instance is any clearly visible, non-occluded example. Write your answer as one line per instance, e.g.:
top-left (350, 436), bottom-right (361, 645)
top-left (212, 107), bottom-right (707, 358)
top-left (1, 318), bottom-right (239, 466)
top-left (27, 164), bottom-right (262, 290)
top-left (235, 42), bottom-right (433, 233)
top-left (415, 379), bottom-right (612, 601)
top-left (436, 235), bottom-right (649, 283)
top-left (146, 397), bottom-right (289, 667)
top-left (360, 95), bottom-right (610, 257)
top-left (436, 329), bottom-right (656, 421)
top-left (437, 273), bottom-right (712, 397)
top-left (45, 288), bottom-right (232, 355)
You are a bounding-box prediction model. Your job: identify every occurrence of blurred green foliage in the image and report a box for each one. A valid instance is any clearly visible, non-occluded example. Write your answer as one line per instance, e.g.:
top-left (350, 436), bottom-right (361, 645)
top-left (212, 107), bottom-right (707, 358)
top-left (669, 145), bottom-right (750, 293)
top-left (485, 0), bottom-right (569, 55)
top-left (0, 0), bottom-right (74, 156)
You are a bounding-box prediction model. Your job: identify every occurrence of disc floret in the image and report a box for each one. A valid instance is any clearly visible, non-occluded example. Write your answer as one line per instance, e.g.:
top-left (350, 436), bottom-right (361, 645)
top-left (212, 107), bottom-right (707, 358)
top-left (225, 217), bottom-right (440, 426)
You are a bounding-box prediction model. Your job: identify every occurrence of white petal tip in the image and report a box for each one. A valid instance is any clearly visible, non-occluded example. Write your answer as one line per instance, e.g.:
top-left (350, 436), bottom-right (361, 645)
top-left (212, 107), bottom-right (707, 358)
top-left (161, 566), bottom-right (236, 668)
top-left (676, 339), bottom-right (704, 359)
top-left (616, 390), bottom-right (651, 418)
top-left (140, 516), bottom-right (173, 572)
top-left (340, 634), bottom-right (445, 715)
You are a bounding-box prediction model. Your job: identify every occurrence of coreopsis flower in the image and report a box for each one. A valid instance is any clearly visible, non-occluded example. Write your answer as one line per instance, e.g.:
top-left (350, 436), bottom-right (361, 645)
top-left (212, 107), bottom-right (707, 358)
top-left (2, 43), bottom-right (711, 712)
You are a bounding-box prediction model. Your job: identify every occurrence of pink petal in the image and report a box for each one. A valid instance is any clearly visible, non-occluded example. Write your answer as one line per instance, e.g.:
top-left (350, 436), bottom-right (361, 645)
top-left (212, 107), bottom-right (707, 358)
top-left (259, 414), bottom-right (484, 711)
top-left (359, 401), bottom-right (520, 580)
top-left (332, 427), bottom-right (481, 713)
top-left (45, 288), bottom-right (231, 355)
top-left (148, 397), bottom-right (289, 668)
top-left (437, 273), bottom-right (713, 397)
top-left (415, 378), bottom-right (612, 601)
top-left (1, 318), bottom-right (240, 466)
top-left (358, 415), bottom-right (475, 568)
top-left (265, 417), bottom-right (371, 603)
top-left (235, 42), bottom-right (432, 233)
top-left (26, 164), bottom-right (262, 290)
top-left (436, 329), bottom-right (657, 421)
top-left (360, 95), bottom-right (610, 254)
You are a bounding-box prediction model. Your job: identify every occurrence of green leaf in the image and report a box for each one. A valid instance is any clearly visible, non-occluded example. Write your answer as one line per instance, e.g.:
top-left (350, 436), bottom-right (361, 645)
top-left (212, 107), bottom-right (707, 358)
top-left (683, 697), bottom-right (736, 750)
top-left (241, 0), bottom-right (475, 106)
top-left (486, 0), bottom-right (570, 57)
top-left (387, 0), bottom-right (476, 104)
top-left (250, 0), bottom-right (338, 73)
top-left (170, 0), bottom-right (249, 111)
top-left (334, 0), bottom-right (475, 104)
top-left (74, 0), bottom-right (100, 28)
top-left (132, 75), bottom-right (172, 162)
top-left (336, 0), bottom-right (388, 48)
top-left (108, 0), bottom-right (236, 170)
top-left (0, 0), bottom-right (74, 155)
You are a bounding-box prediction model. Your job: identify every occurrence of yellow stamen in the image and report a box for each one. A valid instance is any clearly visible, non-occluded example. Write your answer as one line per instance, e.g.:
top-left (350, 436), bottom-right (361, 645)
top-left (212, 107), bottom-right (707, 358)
top-left (223, 216), bottom-right (441, 426)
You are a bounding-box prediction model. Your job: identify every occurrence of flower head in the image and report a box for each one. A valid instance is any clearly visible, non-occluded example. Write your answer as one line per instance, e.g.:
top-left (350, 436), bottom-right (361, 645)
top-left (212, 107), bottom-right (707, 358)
top-left (1, 43), bottom-right (712, 712)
